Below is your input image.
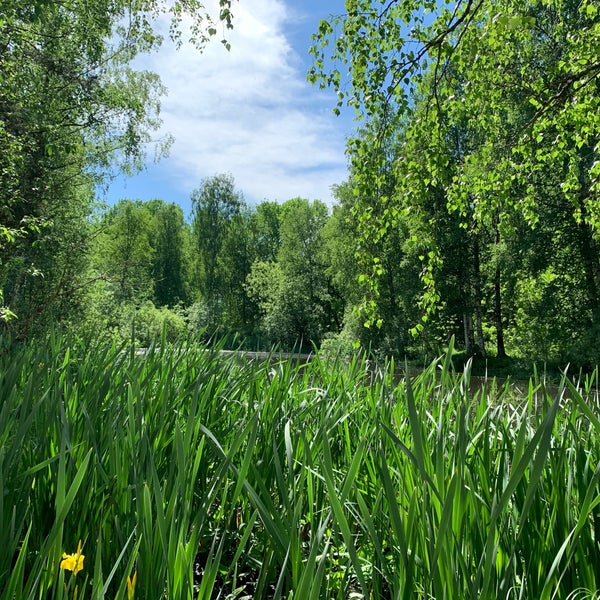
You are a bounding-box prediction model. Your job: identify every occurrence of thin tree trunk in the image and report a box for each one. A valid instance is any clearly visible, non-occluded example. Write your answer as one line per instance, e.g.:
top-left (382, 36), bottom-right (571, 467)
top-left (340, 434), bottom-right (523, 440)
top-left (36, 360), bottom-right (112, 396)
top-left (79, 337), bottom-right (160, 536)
top-left (472, 235), bottom-right (486, 357)
top-left (493, 222), bottom-right (507, 358)
top-left (577, 201), bottom-right (600, 322)
top-left (494, 266), bottom-right (506, 358)
top-left (463, 312), bottom-right (474, 355)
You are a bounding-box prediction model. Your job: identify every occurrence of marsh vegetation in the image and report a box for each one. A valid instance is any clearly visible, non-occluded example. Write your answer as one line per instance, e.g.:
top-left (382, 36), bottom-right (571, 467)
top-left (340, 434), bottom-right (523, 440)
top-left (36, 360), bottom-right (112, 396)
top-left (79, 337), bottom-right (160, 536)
top-left (2, 334), bottom-right (600, 599)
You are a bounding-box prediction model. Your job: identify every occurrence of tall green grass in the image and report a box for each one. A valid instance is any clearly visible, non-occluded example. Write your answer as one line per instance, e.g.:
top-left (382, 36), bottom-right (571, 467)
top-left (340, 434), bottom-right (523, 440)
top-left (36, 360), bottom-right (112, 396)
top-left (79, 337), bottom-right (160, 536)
top-left (1, 333), bottom-right (599, 599)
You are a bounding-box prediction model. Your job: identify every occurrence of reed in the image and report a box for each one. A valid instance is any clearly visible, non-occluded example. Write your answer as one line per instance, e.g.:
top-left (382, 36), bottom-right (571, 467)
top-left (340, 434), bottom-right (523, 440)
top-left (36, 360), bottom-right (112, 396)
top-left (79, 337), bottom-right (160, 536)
top-left (1, 333), bottom-right (599, 599)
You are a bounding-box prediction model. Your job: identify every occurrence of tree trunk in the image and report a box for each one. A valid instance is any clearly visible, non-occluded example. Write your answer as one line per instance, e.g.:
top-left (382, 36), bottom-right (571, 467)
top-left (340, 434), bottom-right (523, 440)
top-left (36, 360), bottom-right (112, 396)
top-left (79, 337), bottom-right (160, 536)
top-left (577, 201), bottom-right (600, 323)
top-left (472, 235), bottom-right (486, 357)
top-left (494, 265), bottom-right (506, 358)
top-left (493, 222), bottom-right (507, 358)
top-left (463, 312), bottom-right (474, 356)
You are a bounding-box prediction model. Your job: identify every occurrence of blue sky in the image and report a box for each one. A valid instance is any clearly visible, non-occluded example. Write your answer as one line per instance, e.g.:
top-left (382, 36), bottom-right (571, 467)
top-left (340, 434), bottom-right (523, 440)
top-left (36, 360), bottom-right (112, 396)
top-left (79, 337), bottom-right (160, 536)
top-left (101, 0), bottom-right (352, 217)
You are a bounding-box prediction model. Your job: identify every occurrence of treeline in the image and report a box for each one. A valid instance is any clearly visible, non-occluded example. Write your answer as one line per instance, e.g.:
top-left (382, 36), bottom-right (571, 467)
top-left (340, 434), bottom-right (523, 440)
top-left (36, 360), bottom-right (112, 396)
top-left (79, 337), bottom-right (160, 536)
top-left (3, 0), bottom-right (600, 368)
top-left (308, 0), bottom-right (600, 368)
top-left (9, 162), bottom-right (587, 367)
top-left (3, 165), bottom-right (599, 365)
top-left (83, 175), bottom-right (344, 352)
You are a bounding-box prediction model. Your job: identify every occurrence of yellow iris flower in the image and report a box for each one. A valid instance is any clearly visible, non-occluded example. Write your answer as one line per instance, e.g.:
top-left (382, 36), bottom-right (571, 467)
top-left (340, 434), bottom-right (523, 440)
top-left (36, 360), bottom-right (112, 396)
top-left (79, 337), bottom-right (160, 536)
top-left (127, 571), bottom-right (137, 600)
top-left (60, 541), bottom-right (84, 575)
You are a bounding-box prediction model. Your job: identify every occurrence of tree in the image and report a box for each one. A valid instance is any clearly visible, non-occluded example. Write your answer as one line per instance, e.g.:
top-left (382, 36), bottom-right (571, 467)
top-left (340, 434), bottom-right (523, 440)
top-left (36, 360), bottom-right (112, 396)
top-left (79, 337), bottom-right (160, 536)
top-left (278, 198), bottom-right (334, 343)
top-left (0, 0), bottom-right (235, 335)
top-left (147, 201), bottom-right (190, 307)
top-left (322, 184), bottom-right (361, 319)
top-left (190, 174), bottom-right (244, 330)
top-left (311, 0), bottom-right (600, 361)
top-left (325, 175), bottom-right (424, 357)
top-left (218, 207), bottom-right (258, 332)
top-left (94, 200), bottom-right (156, 306)
top-left (246, 198), bottom-right (334, 349)
top-left (248, 201), bottom-right (282, 263)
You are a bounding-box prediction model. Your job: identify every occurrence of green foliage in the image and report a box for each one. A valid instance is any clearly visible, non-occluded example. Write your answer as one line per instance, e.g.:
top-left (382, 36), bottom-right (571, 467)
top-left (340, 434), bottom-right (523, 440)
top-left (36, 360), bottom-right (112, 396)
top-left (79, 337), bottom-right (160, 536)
top-left (310, 0), bottom-right (600, 363)
top-left (86, 198), bottom-right (195, 345)
top-left (94, 200), bottom-right (157, 304)
top-left (149, 201), bottom-right (190, 307)
top-left (245, 260), bottom-right (291, 345)
top-left (3, 334), bottom-right (600, 597)
top-left (191, 174), bottom-right (245, 330)
top-left (0, 0), bottom-right (235, 335)
top-left (248, 201), bottom-right (282, 263)
top-left (121, 301), bottom-right (188, 346)
top-left (319, 307), bottom-right (366, 361)
top-left (507, 267), bottom-right (597, 367)
top-left (246, 198), bottom-right (336, 350)
top-left (218, 206), bottom-right (259, 332)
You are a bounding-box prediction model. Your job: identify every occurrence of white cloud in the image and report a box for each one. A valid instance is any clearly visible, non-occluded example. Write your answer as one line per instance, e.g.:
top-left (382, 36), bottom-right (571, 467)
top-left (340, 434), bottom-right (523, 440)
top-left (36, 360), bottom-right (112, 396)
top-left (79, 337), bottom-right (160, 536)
top-left (138, 0), bottom-right (348, 204)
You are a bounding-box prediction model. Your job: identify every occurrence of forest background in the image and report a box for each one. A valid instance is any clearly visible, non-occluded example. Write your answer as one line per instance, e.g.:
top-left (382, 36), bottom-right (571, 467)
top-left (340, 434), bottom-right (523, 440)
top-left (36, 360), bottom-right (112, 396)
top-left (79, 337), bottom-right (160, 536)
top-left (2, 0), bottom-right (600, 371)
top-left (5, 3), bottom-right (600, 598)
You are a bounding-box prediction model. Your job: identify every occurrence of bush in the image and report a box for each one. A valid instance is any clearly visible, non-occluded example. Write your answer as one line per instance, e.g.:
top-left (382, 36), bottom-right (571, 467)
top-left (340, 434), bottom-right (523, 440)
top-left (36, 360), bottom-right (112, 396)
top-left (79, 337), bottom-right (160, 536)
top-left (118, 301), bottom-right (187, 346)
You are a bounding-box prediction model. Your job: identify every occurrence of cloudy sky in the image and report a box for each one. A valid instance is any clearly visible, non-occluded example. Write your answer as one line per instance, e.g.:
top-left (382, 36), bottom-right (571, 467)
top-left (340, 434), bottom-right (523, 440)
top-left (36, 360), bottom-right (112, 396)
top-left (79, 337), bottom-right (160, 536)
top-left (103, 0), bottom-right (352, 215)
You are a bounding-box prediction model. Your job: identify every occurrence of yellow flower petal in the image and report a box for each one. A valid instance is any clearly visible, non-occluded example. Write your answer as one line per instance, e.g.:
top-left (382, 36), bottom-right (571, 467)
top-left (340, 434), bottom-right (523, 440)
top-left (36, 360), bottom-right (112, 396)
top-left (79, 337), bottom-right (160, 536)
top-left (60, 545), bottom-right (85, 575)
top-left (127, 571), bottom-right (137, 600)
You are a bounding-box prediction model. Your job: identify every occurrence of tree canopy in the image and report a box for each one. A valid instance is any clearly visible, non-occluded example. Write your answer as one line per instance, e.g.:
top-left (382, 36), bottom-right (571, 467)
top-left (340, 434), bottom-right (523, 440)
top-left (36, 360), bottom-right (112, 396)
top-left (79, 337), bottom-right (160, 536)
top-left (0, 0), bottom-right (234, 333)
top-left (3, 0), bottom-right (600, 368)
top-left (310, 0), bottom-right (600, 337)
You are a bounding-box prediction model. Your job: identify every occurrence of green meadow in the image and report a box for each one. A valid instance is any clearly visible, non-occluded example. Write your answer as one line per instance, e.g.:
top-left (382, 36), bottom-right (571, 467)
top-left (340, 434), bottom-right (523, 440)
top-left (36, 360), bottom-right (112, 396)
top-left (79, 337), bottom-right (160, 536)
top-left (2, 334), bottom-right (600, 599)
